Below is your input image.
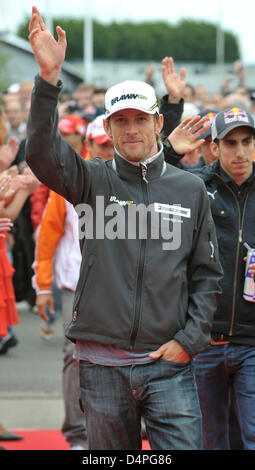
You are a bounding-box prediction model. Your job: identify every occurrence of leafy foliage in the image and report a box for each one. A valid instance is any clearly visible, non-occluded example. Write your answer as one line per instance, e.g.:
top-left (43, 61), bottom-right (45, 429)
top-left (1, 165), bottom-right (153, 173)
top-left (17, 16), bottom-right (240, 62)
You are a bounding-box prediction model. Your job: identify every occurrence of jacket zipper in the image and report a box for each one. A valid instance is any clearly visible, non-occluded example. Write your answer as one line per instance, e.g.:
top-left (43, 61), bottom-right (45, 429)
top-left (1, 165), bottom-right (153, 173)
top-left (214, 175), bottom-right (249, 336)
top-left (228, 189), bottom-right (249, 336)
top-left (129, 163), bottom-right (149, 349)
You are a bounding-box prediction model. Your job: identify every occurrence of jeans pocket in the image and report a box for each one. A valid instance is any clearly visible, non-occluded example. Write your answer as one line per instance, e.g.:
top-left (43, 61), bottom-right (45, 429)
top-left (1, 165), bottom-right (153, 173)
top-left (80, 360), bottom-right (98, 369)
top-left (159, 357), bottom-right (191, 367)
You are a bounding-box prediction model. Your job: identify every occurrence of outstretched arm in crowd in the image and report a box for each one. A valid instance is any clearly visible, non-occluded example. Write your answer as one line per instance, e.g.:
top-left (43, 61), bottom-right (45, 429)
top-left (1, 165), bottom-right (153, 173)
top-left (162, 115), bottom-right (210, 167)
top-left (169, 115), bottom-right (210, 155)
top-left (0, 138), bottom-right (19, 172)
top-left (0, 170), bottom-right (39, 221)
top-left (28, 5), bottom-right (67, 85)
top-left (0, 166), bottom-right (37, 201)
top-left (161, 56), bottom-right (186, 104)
top-left (27, 8), bottom-right (92, 206)
top-left (160, 57), bottom-right (186, 138)
top-left (0, 218), bottom-right (13, 236)
top-left (161, 57), bottom-right (186, 103)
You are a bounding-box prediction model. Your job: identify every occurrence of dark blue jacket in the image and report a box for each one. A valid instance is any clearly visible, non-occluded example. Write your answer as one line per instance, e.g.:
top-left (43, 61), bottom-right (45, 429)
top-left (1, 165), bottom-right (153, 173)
top-left (164, 138), bottom-right (255, 345)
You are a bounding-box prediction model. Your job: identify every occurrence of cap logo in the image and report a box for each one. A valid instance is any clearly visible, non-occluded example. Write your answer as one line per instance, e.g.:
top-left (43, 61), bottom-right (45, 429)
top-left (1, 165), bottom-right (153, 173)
top-left (111, 93), bottom-right (147, 106)
top-left (203, 112), bottom-right (217, 127)
top-left (224, 107), bottom-right (249, 124)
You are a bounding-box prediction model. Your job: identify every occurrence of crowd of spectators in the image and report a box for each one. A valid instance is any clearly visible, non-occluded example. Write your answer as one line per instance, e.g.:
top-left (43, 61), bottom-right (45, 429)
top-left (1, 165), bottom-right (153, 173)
top-left (1, 57), bottom-right (255, 449)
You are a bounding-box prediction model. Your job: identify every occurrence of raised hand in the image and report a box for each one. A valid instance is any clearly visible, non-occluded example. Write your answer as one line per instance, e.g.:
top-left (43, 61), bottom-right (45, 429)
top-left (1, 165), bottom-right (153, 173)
top-left (19, 166), bottom-right (41, 194)
top-left (161, 56), bottom-right (186, 103)
top-left (168, 115), bottom-right (210, 155)
top-left (0, 169), bottom-right (15, 200)
top-left (0, 218), bottom-right (13, 235)
top-left (28, 6), bottom-right (67, 85)
top-left (0, 167), bottom-right (40, 201)
top-left (0, 138), bottom-right (19, 172)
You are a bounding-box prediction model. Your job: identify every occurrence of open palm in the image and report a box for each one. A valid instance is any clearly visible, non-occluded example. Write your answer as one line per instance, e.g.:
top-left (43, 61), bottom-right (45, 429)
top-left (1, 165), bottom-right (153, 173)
top-left (169, 116), bottom-right (210, 155)
top-left (162, 57), bottom-right (186, 102)
top-left (29, 6), bottom-right (66, 83)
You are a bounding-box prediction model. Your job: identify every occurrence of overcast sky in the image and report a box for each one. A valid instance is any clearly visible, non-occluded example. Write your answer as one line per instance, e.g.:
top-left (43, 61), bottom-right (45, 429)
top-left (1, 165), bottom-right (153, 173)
top-left (1, 0), bottom-right (254, 65)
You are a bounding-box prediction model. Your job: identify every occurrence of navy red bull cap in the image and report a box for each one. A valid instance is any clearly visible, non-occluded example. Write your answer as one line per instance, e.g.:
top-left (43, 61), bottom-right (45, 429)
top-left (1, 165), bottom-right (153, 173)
top-left (197, 109), bottom-right (219, 140)
top-left (211, 107), bottom-right (255, 141)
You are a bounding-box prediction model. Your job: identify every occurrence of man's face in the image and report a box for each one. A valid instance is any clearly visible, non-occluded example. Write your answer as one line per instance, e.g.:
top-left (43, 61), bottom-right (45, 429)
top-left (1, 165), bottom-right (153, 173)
top-left (92, 92), bottom-right (105, 107)
top-left (6, 100), bottom-right (23, 128)
top-left (104, 109), bottom-right (163, 163)
top-left (73, 89), bottom-right (93, 108)
top-left (210, 127), bottom-right (255, 185)
top-left (87, 139), bottom-right (114, 161)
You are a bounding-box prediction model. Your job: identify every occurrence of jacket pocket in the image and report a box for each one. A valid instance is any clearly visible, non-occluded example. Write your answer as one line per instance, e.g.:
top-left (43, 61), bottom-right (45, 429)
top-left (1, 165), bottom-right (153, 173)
top-left (73, 253), bottom-right (95, 320)
top-left (210, 205), bottom-right (230, 241)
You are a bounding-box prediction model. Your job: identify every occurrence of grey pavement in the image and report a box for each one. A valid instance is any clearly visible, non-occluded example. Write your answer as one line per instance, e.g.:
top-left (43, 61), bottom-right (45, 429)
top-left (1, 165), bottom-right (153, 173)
top-left (0, 303), bottom-right (66, 430)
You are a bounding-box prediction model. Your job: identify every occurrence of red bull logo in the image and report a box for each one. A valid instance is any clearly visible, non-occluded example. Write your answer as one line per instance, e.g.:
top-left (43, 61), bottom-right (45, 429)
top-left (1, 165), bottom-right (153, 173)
top-left (204, 112), bottom-right (217, 127)
top-left (224, 107), bottom-right (247, 116)
top-left (224, 107), bottom-right (249, 124)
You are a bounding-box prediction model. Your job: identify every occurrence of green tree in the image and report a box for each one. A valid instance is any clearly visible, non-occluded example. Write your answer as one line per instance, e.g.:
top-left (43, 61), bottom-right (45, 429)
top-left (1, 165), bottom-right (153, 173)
top-left (16, 16), bottom-right (240, 63)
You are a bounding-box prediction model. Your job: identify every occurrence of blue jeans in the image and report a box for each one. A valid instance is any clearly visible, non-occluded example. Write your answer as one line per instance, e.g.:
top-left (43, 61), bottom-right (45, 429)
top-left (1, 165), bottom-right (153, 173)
top-left (194, 344), bottom-right (255, 450)
top-left (79, 358), bottom-right (203, 450)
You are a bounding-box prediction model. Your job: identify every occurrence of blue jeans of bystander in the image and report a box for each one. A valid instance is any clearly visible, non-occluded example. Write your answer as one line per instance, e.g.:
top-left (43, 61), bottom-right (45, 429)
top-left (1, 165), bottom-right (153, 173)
top-left (194, 343), bottom-right (255, 450)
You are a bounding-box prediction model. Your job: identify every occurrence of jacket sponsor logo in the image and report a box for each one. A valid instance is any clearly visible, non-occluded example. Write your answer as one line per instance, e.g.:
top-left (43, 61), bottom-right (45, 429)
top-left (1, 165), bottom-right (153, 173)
top-left (207, 190), bottom-right (217, 200)
top-left (75, 196), bottom-right (182, 251)
top-left (111, 94), bottom-right (147, 106)
top-left (154, 203), bottom-right (191, 218)
top-left (110, 196), bottom-right (134, 206)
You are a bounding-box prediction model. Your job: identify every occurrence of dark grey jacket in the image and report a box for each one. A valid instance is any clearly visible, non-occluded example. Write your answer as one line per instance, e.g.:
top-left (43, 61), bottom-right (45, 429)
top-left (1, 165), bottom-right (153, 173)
top-left (25, 75), bottom-right (222, 356)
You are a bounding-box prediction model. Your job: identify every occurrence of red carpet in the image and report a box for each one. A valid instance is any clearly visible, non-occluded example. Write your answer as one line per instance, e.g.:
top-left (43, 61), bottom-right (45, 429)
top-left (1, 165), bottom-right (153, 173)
top-left (2, 430), bottom-right (150, 450)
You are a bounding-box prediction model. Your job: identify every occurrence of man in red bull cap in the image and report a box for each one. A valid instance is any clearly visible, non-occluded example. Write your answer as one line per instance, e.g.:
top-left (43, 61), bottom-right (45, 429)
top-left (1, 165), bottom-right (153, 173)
top-left (162, 106), bottom-right (255, 450)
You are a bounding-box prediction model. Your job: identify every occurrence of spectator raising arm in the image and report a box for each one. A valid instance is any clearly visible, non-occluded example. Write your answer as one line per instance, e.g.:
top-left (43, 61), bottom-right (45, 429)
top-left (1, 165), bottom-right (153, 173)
top-left (28, 6), bottom-right (67, 85)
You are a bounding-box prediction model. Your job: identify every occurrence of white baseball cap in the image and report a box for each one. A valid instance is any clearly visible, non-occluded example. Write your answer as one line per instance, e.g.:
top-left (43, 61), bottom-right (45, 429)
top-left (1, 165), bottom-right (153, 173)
top-left (86, 115), bottom-right (111, 144)
top-left (104, 80), bottom-right (159, 118)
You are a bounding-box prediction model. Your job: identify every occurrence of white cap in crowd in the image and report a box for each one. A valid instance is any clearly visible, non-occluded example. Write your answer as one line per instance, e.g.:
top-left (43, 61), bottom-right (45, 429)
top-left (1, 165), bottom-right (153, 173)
top-left (86, 115), bottom-right (111, 144)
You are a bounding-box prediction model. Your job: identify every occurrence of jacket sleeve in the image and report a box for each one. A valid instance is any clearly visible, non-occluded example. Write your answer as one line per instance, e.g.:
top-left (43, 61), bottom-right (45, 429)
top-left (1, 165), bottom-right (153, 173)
top-left (173, 180), bottom-right (223, 357)
top-left (159, 95), bottom-right (184, 139)
top-left (162, 137), bottom-right (185, 168)
top-left (25, 74), bottom-right (93, 207)
top-left (33, 191), bottom-right (66, 294)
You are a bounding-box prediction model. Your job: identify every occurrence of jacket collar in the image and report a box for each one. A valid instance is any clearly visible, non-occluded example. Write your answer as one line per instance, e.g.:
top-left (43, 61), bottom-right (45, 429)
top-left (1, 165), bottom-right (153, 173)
top-left (111, 143), bottom-right (166, 182)
top-left (200, 160), bottom-right (255, 188)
